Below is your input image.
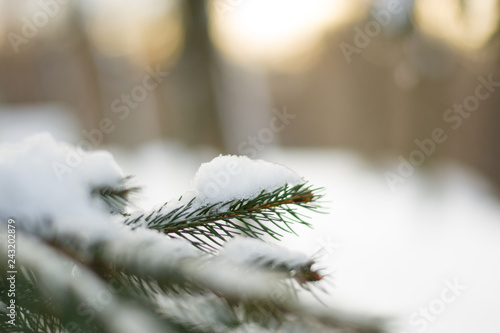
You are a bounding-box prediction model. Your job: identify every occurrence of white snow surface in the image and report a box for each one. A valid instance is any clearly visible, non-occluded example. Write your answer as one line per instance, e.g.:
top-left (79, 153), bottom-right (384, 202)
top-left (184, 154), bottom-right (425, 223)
top-left (185, 154), bottom-right (304, 206)
top-left (0, 133), bottom-right (124, 239)
top-left (113, 143), bottom-right (500, 333)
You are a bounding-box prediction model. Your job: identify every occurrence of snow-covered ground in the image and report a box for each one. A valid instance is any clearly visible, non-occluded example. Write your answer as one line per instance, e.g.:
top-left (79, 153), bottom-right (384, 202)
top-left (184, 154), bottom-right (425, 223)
top-left (2, 107), bottom-right (500, 332)
top-left (112, 142), bottom-right (500, 333)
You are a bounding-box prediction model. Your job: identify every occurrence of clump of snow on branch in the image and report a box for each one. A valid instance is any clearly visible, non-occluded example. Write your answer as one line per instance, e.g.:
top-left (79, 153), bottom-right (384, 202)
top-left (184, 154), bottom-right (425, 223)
top-left (219, 237), bottom-right (311, 269)
top-left (184, 154), bottom-right (304, 206)
top-left (0, 133), bottom-right (123, 239)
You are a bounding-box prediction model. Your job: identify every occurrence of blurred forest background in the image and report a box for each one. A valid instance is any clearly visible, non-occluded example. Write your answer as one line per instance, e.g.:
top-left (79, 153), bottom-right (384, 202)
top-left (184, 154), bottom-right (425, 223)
top-left (1, 0), bottom-right (500, 189)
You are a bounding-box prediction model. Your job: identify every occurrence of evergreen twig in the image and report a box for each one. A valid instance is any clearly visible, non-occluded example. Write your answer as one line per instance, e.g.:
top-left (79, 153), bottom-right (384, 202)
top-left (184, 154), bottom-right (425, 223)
top-left (125, 184), bottom-right (324, 252)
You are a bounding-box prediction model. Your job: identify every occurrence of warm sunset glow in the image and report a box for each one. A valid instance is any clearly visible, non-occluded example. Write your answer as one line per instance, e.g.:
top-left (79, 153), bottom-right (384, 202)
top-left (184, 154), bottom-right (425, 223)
top-left (84, 0), bottom-right (183, 66)
top-left (416, 0), bottom-right (498, 50)
top-left (209, 0), bottom-right (361, 71)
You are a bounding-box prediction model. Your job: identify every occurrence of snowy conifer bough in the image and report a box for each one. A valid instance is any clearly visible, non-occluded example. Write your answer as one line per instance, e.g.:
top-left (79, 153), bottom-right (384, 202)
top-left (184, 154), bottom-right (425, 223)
top-left (0, 134), bottom-right (384, 333)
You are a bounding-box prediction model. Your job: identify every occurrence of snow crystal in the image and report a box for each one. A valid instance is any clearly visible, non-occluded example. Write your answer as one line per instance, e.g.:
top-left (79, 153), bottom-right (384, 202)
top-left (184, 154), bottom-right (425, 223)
top-left (185, 155), bottom-right (304, 206)
top-left (219, 237), bottom-right (311, 269)
top-left (0, 133), bottom-right (124, 239)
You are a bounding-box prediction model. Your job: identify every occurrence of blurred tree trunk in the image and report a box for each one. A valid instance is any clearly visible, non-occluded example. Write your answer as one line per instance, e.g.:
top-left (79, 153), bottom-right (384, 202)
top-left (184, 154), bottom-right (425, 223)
top-left (66, 2), bottom-right (105, 134)
top-left (166, 0), bottom-right (224, 149)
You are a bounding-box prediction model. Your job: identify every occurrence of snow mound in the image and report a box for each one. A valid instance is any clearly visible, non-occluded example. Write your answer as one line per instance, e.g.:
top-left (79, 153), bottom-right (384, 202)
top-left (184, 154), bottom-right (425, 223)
top-left (186, 155), bottom-right (303, 206)
top-left (0, 133), bottom-right (124, 239)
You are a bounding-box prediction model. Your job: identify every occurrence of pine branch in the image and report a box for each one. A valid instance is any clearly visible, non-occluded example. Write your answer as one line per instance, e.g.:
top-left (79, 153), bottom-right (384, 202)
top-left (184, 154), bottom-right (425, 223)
top-left (125, 183), bottom-right (324, 252)
top-left (1, 207), bottom-right (383, 333)
top-left (92, 175), bottom-right (140, 215)
top-left (0, 232), bottom-right (187, 333)
top-left (38, 226), bottom-right (289, 302)
top-left (218, 237), bottom-right (324, 285)
top-left (92, 231), bottom-right (287, 300)
top-left (0, 271), bottom-right (66, 333)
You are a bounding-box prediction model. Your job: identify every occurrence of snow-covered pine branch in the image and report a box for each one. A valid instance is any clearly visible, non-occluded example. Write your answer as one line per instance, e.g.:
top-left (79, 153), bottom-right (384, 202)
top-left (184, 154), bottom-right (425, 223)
top-left (125, 181), bottom-right (323, 252)
top-left (0, 133), bottom-right (384, 333)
